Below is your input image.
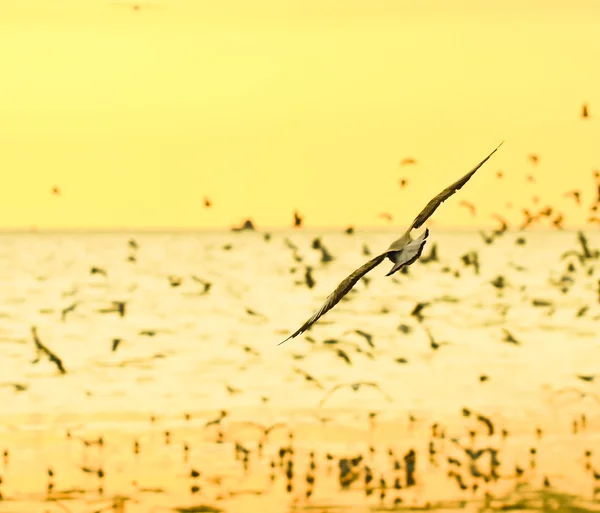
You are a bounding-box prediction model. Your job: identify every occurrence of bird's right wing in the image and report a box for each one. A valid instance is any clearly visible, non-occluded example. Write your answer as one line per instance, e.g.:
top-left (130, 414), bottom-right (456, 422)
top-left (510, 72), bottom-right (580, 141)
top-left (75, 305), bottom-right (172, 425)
top-left (279, 253), bottom-right (389, 345)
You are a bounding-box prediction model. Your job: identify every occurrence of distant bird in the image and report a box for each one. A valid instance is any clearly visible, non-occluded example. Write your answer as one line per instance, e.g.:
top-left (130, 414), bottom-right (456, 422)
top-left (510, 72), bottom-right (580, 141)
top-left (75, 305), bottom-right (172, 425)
top-left (90, 266), bottom-right (108, 278)
top-left (97, 301), bottom-right (126, 317)
top-left (459, 200), bottom-right (476, 217)
top-left (345, 329), bottom-right (375, 348)
top-left (552, 213), bottom-right (564, 229)
top-left (168, 276), bottom-right (183, 287)
top-left (582, 103), bottom-right (590, 119)
top-left (400, 158), bottom-right (417, 166)
top-left (0, 382), bottom-right (28, 392)
top-left (424, 327), bottom-right (450, 351)
top-left (109, 2), bottom-right (162, 11)
top-left (496, 170), bottom-right (503, 179)
top-left (279, 143), bottom-right (503, 343)
top-left (379, 212), bottom-right (393, 222)
top-left (203, 196), bottom-right (212, 208)
top-left (564, 190), bottom-right (582, 205)
top-left (190, 275), bottom-right (212, 294)
top-left (411, 302), bottom-right (431, 323)
top-left (577, 375), bottom-right (595, 383)
top-left (293, 210), bottom-right (303, 228)
top-left (51, 186), bottom-right (61, 196)
top-left (502, 329), bottom-right (521, 345)
top-left (293, 367), bottom-right (324, 389)
top-left (241, 422), bottom-right (288, 441)
top-left (128, 239), bottom-right (139, 250)
top-left (319, 382), bottom-right (393, 407)
top-left (60, 302), bottom-right (79, 322)
top-left (204, 410), bottom-right (228, 428)
top-left (476, 414), bottom-right (494, 435)
top-left (31, 326), bottom-right (66, 375)
top-left (528, 154), bottom-right (539, 165)
top-left (111, 338), bottom-right (122, 352)
top-left (304, 267), bottom-right (316, 289)
top-left (399, 178), bottom-right (409, 188)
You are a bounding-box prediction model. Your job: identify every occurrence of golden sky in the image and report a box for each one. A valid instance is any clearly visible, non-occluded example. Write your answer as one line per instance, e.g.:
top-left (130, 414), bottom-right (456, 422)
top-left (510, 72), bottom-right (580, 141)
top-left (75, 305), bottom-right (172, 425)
top-left (1, 0), bottom-right (599, 230)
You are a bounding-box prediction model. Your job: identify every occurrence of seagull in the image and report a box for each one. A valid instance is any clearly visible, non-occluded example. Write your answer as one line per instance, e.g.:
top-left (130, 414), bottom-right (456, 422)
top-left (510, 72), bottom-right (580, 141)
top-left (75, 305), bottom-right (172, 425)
top-left (319, 382), bottom-right (392, 407)
top-left (279, 142), bottom-right (503, 344)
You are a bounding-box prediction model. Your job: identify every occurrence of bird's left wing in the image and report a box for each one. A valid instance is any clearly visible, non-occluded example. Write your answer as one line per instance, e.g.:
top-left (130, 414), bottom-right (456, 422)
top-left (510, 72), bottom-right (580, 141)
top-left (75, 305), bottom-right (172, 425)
top-left (409, 142), bottom-right (503, 231)
top-left (279, 253), bottom-right (388, 344)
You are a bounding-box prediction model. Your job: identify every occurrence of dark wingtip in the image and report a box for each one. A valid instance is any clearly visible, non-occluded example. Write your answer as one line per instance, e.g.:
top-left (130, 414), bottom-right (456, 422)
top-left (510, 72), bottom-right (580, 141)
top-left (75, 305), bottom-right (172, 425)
top-left (278, 334), bottom-right (295, 346)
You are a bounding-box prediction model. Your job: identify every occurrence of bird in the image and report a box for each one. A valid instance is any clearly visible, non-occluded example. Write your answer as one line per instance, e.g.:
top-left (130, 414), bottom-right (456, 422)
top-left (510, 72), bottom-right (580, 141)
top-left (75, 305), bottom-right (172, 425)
top-left (240, 422), bottom-right (288, 441)
top-left (31, 326), bottom-right (66, 374)
top-left (293, 210), bottom-right (303, 227)
top-left (60, 302), bottom-right (79, 322)
top-left (109, 2), bottom-right (161, 12)
top-left (564, 190), bottom-right (582, 205)
top-left (292, 367), bottom-right (324, 389)
top-left (458, 200), bottom-right (476, 217)
top-left (502, 329), bottom-right (521, 345)
top-left (318, 382), bottom-right (393, 407)
top-left (279, 142), bottom-right (503, 344)
top-left (582, 103), bottom-right (590, 119)
top-left (400, 157), bottom-right (417, 166)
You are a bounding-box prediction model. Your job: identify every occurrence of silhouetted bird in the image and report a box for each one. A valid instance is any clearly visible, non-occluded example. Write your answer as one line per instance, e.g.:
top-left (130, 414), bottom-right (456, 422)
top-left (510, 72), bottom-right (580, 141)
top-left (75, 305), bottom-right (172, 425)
top-left (582, 103), bottom-right (590, 119)
top-left (293, 210), bottom-right (303, 228)
top-left (279, 143), bottom-right (503, 343)
top-left (319, 382), bottom-right (392, 407)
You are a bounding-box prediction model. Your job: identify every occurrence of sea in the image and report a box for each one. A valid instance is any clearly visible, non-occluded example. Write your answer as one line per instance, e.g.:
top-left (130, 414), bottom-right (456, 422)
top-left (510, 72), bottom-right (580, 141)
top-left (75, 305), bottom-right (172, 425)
top-left (0, 229), bottom-right (599, 513)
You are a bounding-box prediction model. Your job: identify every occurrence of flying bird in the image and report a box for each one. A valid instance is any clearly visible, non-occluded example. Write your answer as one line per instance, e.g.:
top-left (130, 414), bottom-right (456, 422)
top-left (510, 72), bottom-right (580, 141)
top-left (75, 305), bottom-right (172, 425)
top-left (278, 142), bottom-right (503, 344)
top-left (564, 190), bottom-right (581, 205)
top-left (293, 210), bottom-right (303, 227)
top-left (400, 157), bottom-right (417, 166)
top-left (319, 382), bottom-right (393, 407)
top-left (582, 103), bottom-right (590, 119)
top-left (458, 200), bottom-right (476, 217)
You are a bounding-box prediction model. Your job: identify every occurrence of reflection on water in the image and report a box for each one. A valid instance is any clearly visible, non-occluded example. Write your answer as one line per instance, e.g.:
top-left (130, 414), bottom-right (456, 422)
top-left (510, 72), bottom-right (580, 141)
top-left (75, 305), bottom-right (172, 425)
top-left (0, 230), bottom-right (599, 512)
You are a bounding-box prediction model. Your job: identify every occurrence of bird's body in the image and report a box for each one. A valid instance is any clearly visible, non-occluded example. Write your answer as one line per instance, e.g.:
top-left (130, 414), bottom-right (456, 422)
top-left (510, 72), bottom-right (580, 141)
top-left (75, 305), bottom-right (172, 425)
top-left (279, 143), bottom-right (503, 344)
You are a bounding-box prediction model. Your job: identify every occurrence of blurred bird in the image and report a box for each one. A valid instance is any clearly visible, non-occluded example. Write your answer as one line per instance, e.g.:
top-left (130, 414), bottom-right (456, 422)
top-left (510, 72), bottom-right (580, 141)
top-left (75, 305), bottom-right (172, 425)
top-left (293, 210), bottom-right (303, 228)
top-left (582, 103), bottom-right (590, 119)
top-left (459, 200), bottom-right (476, 217)
top-left (319, 382), bottom-right (392, 407)
top-left (400, 157), bottom-right (417, 166)
top-left (564, 190), bottom-right (582, 205)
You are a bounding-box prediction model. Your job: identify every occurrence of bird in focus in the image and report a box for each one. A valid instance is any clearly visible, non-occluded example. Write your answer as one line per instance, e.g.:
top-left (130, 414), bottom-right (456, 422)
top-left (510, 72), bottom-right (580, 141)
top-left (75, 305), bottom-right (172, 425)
top-left (279, 142), bottom-right (504, 344)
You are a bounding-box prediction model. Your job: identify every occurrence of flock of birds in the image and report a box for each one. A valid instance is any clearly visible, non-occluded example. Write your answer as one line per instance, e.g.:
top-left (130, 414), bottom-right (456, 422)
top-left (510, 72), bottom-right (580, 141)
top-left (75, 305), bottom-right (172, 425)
top-left (7, 133), bottom-right (600, 512)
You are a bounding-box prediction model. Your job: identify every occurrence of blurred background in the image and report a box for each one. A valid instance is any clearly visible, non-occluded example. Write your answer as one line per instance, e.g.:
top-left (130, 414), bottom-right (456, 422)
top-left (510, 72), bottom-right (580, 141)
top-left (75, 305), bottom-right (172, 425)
top-left (0, 0), bottom-right (599, 231)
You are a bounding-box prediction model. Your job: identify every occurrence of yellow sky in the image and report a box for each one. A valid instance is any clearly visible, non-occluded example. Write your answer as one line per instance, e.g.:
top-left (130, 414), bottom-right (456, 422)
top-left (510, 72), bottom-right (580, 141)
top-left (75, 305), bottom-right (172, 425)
top-left (1, 0), bottom-right (599, 230)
